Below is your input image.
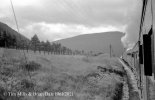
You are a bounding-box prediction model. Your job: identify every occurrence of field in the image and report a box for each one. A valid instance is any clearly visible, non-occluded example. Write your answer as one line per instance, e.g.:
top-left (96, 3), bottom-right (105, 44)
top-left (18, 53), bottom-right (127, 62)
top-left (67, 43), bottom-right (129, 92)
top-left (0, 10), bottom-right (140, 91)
top-left (0, 48), bottom-right (126, 100)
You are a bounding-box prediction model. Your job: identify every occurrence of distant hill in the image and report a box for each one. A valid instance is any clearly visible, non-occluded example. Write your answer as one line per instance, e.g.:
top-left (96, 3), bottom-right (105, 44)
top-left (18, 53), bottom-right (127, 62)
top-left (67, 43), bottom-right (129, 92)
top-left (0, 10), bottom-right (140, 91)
top-left (55, 31), bottom-right (125, 57)
top-left (0, 22), bottom-right (30, 42)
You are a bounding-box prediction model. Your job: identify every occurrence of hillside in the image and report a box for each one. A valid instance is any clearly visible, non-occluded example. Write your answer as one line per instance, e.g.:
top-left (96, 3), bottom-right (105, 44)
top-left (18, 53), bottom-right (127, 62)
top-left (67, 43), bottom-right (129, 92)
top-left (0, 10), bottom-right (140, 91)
top-left (55, 31), bottom-right (125, 57)
top-left (0, 22), bottom-right (29, 42)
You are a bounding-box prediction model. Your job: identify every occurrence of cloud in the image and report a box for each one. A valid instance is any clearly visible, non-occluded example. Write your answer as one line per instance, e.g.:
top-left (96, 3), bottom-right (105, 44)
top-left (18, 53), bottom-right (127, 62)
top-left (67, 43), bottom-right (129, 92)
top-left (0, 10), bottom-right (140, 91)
top-left (0, 0), bottom-right (135, 26)
top-left (20, 22), bottom-right (126, 41)
top-left (0, 0), bottom-right (145, 49)
top-left (121, 0), bottom-right (142, 48)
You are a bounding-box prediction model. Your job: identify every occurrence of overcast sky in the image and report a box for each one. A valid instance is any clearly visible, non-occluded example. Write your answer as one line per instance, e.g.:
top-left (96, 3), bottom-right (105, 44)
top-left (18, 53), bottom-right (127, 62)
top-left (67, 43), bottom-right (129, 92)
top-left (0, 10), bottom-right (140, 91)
top-left (0, 0), bottom-right (154, 49)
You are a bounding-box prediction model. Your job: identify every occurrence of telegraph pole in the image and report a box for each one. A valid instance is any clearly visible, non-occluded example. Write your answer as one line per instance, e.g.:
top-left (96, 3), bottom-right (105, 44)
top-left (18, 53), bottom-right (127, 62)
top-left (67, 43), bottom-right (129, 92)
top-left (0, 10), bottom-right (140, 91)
top-left (110, 44), bottom-right (112, 58)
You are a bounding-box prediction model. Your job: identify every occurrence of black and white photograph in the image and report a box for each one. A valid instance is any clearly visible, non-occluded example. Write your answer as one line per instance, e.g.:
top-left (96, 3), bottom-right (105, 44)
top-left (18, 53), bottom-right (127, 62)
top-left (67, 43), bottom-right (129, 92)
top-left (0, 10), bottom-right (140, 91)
top-left (0, 0), bottom-right (155, 100)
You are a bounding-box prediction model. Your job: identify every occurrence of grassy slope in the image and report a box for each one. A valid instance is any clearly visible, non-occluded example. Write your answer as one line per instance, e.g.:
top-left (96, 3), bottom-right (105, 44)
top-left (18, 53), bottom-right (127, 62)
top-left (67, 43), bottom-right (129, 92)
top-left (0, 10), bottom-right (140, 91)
top-left (55, 31), bottom-right (124, 57)
top-left (0, 48), bottom-right (125, 100)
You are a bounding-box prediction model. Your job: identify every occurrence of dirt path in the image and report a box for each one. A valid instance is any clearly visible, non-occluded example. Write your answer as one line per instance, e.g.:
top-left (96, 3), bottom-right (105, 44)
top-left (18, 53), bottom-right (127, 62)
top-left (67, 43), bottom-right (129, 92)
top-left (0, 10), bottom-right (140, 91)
top-left (118, 58), bottom-right (141, 100)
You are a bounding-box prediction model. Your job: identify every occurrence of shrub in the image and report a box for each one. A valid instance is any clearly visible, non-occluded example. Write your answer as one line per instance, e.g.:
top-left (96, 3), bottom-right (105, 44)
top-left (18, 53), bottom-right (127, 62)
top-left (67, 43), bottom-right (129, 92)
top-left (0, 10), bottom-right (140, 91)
top-left (0, 67), bottom-right (14, 77)
top-left (0, 86), bottom-right (6, 100)
top-left (20, 79), bottom-right (35, 90)
top-left (113, 83), bottom-right (123, 100)
top-left (21, 61), bottom-right (41, 72)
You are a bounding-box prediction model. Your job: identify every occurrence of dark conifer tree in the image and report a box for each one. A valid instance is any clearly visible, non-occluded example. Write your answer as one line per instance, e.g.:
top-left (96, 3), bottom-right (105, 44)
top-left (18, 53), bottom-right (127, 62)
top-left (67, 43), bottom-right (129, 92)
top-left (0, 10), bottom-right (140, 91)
top-left (0, 31), bottom-right (4, 47)
top-left (45, 40), bottom-right (51, 55)
top-left (30, 34), bottom-right (40, 53)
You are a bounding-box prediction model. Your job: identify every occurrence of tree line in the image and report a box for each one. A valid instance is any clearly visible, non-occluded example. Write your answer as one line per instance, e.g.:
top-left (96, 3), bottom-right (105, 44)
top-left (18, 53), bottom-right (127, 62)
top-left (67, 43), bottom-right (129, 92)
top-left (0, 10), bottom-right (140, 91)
top-left (0, 30), bottom-right (85, 55)
top-left (30, 34), bottom-right (85, 55)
